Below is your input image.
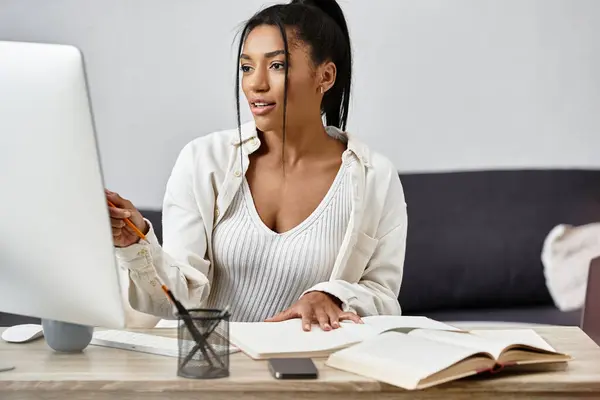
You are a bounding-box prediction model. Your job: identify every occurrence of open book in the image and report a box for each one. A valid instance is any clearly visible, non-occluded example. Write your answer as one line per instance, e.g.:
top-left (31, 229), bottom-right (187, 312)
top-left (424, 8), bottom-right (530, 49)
top-left (326, 328), bottom-right (571, 390)
top-left (228, 316), bottom-right (462, 359)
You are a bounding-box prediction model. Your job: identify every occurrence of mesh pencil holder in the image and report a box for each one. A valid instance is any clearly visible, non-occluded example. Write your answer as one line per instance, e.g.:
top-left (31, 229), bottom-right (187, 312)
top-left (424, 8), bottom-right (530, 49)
top-left (176, 308), bottom-right (231, 379)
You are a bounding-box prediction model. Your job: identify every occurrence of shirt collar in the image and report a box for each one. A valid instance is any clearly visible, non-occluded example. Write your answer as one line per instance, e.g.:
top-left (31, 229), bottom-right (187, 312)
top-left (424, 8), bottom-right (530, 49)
top-left (230, 121), bottom-right (371, 167)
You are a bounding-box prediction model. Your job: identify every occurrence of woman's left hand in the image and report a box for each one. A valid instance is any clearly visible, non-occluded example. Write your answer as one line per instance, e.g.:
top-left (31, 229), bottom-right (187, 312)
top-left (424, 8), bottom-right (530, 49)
top-left (265, 291), bottom-right (363, 331)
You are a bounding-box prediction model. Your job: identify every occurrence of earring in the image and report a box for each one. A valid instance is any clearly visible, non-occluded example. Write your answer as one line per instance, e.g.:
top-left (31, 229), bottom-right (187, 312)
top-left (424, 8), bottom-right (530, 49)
top-left (320, 86), bottom-right (325, 94)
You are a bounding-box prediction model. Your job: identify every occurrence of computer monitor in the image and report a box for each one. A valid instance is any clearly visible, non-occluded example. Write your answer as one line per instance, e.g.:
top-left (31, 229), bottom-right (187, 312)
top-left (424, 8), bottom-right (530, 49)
top-left (0, 41), bottom-right (126, 329)
top-left (582, 257), bottom-right (600, 346)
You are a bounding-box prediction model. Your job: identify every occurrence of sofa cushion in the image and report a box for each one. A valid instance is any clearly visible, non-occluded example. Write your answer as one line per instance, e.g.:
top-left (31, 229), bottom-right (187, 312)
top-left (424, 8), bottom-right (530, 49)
top-left (398, 169), bottom-right (600, 313)
top-left (0, 312), bottom-right (40, 327)
top-left (416, 306), bottom-right (582, 327)
top-left (142, 210), bottom-right (163, 244)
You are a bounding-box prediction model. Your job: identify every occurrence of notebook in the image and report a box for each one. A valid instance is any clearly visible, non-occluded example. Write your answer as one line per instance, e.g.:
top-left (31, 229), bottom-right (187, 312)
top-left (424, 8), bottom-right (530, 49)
top-left (228, 316), bottom-right (463, 359)
top-left (326, 328), bottom-right (571, 390)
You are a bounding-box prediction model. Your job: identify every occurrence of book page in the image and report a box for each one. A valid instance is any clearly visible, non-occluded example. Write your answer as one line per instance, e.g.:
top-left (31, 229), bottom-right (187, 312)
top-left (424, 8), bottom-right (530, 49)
top-left (229, 319), bottom-right (376, 358)
top-left (326, 331), bottom-right (493, 390)
top-left (469, 329), bottom-right (559, 353)
top-left (409, 329), bottom-right (560, 360)
top-left (408, 329), bottom-right (510, 359)
top-left (363, 315), bottom-right (463, 334)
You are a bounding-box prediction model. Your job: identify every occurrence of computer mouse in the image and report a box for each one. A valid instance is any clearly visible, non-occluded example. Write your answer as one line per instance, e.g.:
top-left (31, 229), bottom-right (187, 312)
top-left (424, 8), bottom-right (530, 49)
top-left (1, 324), bottom-right (44, 343)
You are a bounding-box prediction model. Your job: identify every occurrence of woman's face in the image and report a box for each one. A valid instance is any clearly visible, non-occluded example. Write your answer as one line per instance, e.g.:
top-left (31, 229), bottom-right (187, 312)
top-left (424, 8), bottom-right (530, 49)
top-left (240, 25), bottom-right (327, 133)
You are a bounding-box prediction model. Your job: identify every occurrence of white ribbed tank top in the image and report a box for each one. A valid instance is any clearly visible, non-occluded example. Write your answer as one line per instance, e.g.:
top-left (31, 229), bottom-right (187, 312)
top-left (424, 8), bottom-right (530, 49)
top-left (207, 160), bottom-right (354, 322)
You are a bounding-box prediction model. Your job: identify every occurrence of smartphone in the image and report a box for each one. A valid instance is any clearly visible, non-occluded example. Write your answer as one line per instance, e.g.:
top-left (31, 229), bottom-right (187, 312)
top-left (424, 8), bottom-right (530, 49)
top-left (268, 358), bottom-right (318, 379)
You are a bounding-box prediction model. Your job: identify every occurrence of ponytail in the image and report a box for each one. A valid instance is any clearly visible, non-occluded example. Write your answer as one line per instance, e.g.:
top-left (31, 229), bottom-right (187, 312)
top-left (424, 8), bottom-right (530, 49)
top-left (291, 0), bottom-right (352, 130)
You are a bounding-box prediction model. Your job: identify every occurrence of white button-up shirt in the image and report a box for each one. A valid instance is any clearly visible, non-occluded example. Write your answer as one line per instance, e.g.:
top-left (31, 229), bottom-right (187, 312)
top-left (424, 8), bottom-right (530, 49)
top-left (116, 121), bottom-right (408, 318)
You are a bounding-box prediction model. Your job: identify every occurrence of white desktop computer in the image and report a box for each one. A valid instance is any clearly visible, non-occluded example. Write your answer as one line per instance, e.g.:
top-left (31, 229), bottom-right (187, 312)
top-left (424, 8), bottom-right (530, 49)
top-left (0, 41), bottom-right (127, 336)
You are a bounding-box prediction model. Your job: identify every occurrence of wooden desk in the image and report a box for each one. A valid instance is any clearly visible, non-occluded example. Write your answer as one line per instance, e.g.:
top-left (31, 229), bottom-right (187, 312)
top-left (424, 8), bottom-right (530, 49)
top-left (1, 326), bottom-right (599, 400)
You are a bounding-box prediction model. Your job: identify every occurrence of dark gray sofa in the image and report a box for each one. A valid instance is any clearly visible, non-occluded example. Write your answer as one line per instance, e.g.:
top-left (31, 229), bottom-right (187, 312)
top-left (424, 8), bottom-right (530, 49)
top-left (398, 169), bottom-right (599, 325)
top-left (2, 169), bottom-right (599, 327)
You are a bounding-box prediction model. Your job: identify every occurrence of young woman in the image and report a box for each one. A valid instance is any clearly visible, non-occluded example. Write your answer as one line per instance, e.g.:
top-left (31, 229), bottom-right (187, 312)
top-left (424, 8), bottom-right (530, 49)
top-left (107, 0), bottom-right (407, 332)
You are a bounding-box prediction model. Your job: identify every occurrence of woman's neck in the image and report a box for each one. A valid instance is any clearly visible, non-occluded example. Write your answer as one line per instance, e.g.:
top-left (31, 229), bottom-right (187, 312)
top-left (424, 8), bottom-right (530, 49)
top-left (257, 118), bottom-right (342, 166)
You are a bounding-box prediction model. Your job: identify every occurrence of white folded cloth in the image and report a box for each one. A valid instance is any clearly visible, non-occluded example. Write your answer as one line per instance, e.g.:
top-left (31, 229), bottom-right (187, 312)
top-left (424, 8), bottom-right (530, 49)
top-left (542, 223), bottom-right (600, 311)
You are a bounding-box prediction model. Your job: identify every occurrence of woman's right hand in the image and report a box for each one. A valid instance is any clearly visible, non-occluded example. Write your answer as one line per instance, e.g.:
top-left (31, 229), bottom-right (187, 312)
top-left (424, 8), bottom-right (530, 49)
top-left (105, 189), bottom-right (148, 248)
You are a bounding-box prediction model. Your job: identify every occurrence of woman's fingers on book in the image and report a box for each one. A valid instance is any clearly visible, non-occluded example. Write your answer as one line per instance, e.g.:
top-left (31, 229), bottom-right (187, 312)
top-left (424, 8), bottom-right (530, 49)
top-left (339, 312), bottom-right (363, 324)
top-left (315, 308), bottom-right (332, 332)
top-left (328, 310), bottom-right (340, 329)
top-left (265, 295), bottom-right (363, 331)
top-left (265, 308), bottom-right (296, 323)
top-left (302, 314), bottom-right (312, 332)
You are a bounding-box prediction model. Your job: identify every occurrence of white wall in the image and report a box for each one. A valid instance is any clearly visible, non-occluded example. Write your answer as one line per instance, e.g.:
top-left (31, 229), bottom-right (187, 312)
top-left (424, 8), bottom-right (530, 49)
top-left (1, 0), bottom-right (598, 209)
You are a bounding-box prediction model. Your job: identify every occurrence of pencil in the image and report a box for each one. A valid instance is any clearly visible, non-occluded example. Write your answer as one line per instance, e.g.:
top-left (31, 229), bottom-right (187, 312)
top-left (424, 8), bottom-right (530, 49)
top-left (106, 199), bottom-right (147, 241)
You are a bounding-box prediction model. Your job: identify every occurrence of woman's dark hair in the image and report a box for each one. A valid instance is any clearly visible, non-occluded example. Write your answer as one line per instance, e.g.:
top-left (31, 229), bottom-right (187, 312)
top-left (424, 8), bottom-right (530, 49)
top-left (235, 0), bottom-right (352, 167)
